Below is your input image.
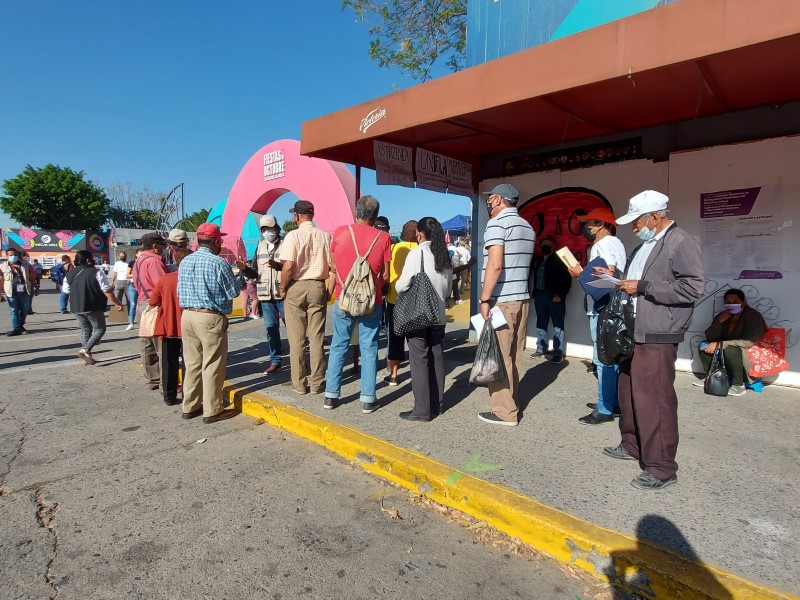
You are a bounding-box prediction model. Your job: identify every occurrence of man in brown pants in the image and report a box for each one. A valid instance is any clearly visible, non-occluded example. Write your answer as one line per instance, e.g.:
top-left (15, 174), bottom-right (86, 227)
top-left (279, 200), bottom-right (332, 395)
top-left (477, 184), bottom-right (536, 427)
top-left (602, 190), bottom-right (704, 490)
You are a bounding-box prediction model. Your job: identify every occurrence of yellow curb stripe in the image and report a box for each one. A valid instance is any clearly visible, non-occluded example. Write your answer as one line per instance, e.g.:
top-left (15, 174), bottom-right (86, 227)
top-left (226, 383), bottom-right (797, 600)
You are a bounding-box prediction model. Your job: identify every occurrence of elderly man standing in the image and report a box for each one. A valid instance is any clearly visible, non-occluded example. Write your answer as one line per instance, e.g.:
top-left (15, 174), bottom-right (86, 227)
top-left (131, 232), bottom-right (169, 390)
top-left (236, 214), bottom-right (285, 374)
top-left (167, 228), bottom-right (190, 266)
top-left (278, 200), bottom-right (332, 395)
top-left (478, 184), bottom-right (536, 427)
top-left (602, 190), bottom-right (704, 490)
top-left (324, 195), bottom-right (391, 413)
top-left (177, 223), bottom-right (240, 423)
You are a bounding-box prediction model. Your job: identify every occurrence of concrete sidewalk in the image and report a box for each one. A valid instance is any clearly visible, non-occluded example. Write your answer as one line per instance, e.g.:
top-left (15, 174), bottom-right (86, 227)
top-left (225, 308), bottom-right (799, 597)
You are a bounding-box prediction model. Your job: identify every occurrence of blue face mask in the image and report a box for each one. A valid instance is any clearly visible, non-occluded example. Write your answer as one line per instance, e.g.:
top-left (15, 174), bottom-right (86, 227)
top-left (635, 217), bottom-right (656, 242)
top-left (8, 256), bottom-right (19, 264)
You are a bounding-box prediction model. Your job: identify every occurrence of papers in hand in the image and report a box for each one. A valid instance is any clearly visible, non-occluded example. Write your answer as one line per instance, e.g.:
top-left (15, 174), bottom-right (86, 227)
top-left (470, 307), bottom-right (508, 338)
top-left (586, 273), bottom-right (621, 289)
top-left (555, 247), bottom-right (579, 269)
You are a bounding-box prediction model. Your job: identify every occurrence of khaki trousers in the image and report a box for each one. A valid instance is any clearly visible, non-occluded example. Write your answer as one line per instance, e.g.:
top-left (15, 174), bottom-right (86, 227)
top-left (487, 300), bottom-right (530, 422)
top-left (140, 336), bottom-right (161, 386)
top-left (181, 311), bottom-right (228, 417)
top-left (284, 280), bottom-right (328, 392)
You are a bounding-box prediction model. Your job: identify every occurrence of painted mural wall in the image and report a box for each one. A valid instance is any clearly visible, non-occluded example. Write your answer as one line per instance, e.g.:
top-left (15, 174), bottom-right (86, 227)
top-left (466, 0), bottom-right (678, 67)
top-left (477, 135), bottom-right (800, 385)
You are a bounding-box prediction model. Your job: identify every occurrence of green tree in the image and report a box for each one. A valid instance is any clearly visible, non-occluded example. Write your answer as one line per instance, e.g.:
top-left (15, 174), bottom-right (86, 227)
top-left (107, 207), bottom-right (160, 229)
top-left (1, 164), bottom-right (110, 229)
top-left (282, 219), bottom-right (297, 233)
top-left (177, 208), bottom-right (210, 231)
top-left (342, 0), bottom-right (467, 81)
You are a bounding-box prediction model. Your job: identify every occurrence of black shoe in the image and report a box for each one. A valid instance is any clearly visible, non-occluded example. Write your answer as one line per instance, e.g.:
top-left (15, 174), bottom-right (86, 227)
top-left (182, 408), bottom-right (203, 419)
top-left (586, 402), bottom-right (622, 417)
top-left (399, 410), bottom-right (431, 422)
top-left (6, 329), bottom-right (22, 337)
top-left (551, 355), bottom-right (564, 364)
top-left (578, 410), bottom-right (615, 425)
top-left (164, 397), bottom-right (182, 406)
top-left (586, 363), bottom-right (597, 374)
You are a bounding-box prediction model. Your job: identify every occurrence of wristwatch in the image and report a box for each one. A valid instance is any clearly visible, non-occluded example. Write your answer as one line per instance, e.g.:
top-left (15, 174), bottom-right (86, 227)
top-left (480, 299), bottom-right (491, 304)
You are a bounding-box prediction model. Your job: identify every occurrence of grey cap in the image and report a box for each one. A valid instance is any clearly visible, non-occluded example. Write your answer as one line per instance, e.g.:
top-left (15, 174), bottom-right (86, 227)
top-left (482, 183), bottom-right (520, 203)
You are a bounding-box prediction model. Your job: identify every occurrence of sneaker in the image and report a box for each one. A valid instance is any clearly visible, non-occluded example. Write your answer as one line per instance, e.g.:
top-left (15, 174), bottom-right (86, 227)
top-left (530, 351), bottom-right (546, 359)
top-left (691, 380), bottom-right (705, 387)
top-left (578, 410), bottom-right (615, 425)
top-left (125, 324), bottom-right (135, 331)
top-left (630, 471), bottom-right (677, 490)
top-left (478, 412), bottom-right (517, 427)
top-left (77, 349), bottom-right (97, 366)
top-left (362, 401), bottom-right (379, 414)
top-left (323, 397), bottom-right (336, 410)
top-left (586, 402), bottom-right (621, 417)
top-left (728, 385), bottom-right (746, 397)
top-left (602, 444), bottom-right (637, 461)
top-left (6, 329), bottom-right (23, 337)
top-left (455, 300), bottom-right (465, 305)
top-left (386, 376), bottom-right (399, 386)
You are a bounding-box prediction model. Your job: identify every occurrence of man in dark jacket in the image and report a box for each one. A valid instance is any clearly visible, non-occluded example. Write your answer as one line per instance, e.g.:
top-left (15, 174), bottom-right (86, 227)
top-left (529, 235), bottom-right (572, 364)
top-left (602, 190), bottom-right (704, 491)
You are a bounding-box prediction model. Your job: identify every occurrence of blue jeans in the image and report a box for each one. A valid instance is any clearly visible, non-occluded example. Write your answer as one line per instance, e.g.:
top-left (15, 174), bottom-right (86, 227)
top-left (534, 292), bottom-right (565, 358)
top-left (7, 293), bottom-right (31, 331)
top-left (325, 302), bottom-right (381, 403)
top-left (127, 284), bottom-right (139, 324)
top-left (590, 314), bottom-right (619, 415)
top-left (260, 299), bottom-right (285, 366)
top-left (60, 291), bottom-right (70, 313)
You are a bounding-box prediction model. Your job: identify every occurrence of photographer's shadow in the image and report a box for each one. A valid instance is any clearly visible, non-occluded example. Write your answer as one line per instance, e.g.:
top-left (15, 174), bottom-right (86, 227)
top-left (605, 515), bottom-right (732, 599)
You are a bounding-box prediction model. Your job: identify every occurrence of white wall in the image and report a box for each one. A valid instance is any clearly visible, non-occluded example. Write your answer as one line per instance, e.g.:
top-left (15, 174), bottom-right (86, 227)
top-left (477, 136), bottom-right (800, 386)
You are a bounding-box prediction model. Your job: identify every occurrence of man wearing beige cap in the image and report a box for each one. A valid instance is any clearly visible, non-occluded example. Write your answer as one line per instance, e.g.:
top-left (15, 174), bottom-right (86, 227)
top-left (278, 200), bottom-right (332, 394)
top-left (235, 214), bottom-right (285, 374)
top-left (167, 228), bottom-right (190, 267)
top-left (601, 190), bottom-right (704, 490)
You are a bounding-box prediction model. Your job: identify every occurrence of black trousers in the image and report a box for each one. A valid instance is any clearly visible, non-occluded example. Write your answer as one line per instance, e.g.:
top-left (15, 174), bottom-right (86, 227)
top-left (407, 326), bottom-right (446, 418)
top-left (161, 337), bottom-right (183, 404)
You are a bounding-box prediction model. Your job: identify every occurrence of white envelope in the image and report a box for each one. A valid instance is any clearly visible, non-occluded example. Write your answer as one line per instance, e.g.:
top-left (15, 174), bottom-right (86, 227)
top-left (470, 306), bottom-right (508, 338)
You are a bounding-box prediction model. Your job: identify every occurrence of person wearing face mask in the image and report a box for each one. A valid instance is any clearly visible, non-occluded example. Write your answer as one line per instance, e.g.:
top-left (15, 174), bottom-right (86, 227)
top-left (177, 223), bottom-right (240, 424)
top-left (131, 232), bottom-right (170, 390)
top-left (477, 184), bottom-right (536, 427)
top-left (568, 208), bottom-right (627, 424)
top-left (529, 235), bottom-right (572, 364)
top-left (235, 214), bottom-right (285, 374)
top-left (696, 289), bottom-right (767, 397)
top-left (599, 190), bottom-right (704, 491)
top-left (0, 248), bottom-right (39, 336)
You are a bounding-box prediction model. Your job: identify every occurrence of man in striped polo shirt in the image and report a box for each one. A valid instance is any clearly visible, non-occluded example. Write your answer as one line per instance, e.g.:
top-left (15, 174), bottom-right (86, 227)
top-left (478, 184), bottom-right (536, 427)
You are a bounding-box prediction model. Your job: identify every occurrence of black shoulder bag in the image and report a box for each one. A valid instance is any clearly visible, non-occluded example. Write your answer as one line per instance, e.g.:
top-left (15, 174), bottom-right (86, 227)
top-left (393, 251), bottom-right (441, 337)
top-left (703, 342), bottom-right (730, 397)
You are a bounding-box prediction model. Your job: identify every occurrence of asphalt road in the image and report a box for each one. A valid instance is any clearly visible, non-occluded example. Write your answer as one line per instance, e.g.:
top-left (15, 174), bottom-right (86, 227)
top-left (0, 290), bottom-right (596, 600)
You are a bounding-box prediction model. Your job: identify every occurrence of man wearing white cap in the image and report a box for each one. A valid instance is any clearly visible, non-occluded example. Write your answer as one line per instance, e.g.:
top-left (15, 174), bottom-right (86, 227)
top-left (601, 190), bottom-right (704, 490)
top-left (235, 214), bottom-right (285, 374)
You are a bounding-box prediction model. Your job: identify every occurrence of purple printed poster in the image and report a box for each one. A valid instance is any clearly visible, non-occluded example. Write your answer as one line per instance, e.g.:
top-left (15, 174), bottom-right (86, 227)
top-left (700, 187), bottom-right (760, 218)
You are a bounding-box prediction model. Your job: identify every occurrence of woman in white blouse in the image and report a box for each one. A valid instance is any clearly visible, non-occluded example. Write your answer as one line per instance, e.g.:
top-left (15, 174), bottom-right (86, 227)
top-left (394, 217), bottom-right (453, 421)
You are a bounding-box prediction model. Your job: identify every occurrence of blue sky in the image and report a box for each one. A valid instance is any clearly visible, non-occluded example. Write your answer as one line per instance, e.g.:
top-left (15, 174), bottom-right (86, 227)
top-left (0, 1), bottom-right (471, 232)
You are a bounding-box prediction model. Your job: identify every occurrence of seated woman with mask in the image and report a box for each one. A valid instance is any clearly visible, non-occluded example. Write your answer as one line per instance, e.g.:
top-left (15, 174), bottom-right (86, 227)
top-left (697, 288), bottom-right (767, 397)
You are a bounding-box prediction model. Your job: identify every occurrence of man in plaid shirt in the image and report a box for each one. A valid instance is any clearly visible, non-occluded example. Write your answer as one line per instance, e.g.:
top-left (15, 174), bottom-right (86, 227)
top-left (177, 223), bottom-right (240, 424)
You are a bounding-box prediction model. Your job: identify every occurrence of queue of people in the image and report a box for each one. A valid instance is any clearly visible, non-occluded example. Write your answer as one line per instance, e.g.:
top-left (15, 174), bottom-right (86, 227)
top-left (21, 186), bottom-right (783, 491)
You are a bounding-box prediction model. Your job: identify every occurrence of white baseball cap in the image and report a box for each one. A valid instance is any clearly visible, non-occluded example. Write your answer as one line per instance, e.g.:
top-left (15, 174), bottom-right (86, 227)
top-left (259, 214), bottom-right (277, 228)
top-left (616, 190), bottom-right (669, 225)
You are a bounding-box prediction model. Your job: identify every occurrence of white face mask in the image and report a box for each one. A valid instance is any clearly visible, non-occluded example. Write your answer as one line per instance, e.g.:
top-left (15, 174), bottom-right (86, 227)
top-left (263, 231), bottom-right (278, 243)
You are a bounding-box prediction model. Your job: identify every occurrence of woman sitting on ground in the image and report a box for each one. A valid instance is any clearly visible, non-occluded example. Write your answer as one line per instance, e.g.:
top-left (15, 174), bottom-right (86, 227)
top-left (394, 217), bottom-right (452, 421)
top-left (698, 288), bottom-right (767, 397)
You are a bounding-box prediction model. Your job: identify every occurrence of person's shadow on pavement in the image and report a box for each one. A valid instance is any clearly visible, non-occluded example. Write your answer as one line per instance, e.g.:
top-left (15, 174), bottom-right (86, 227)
top-left (606, 515), bottom-right (733, 599)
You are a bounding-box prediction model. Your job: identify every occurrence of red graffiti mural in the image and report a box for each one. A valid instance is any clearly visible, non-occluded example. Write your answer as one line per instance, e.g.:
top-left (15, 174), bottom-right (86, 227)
top-left (518, 188), bottom-right (613, 266)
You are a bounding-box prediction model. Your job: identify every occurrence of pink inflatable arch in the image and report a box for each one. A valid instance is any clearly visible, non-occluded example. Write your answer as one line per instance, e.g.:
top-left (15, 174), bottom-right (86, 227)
top-left (221, 139), bottom-right (356, 240)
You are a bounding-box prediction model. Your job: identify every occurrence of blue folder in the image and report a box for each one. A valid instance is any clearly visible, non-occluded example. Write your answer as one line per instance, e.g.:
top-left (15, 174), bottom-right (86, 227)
top-left (578, 256), bottom-right (612, 313)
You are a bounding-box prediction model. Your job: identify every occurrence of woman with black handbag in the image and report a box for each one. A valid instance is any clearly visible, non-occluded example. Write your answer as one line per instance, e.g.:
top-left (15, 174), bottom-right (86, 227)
top-left (393, 217), bottom-right (453, 421)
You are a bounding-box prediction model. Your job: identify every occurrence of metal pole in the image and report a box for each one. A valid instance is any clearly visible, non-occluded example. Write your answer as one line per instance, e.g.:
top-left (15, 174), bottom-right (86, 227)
top-left (355, 164), bottom-right (361, 201)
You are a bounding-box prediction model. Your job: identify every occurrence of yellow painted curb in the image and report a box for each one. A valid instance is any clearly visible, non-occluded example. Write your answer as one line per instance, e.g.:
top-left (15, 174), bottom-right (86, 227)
top-left (226, 382), bottom-right (797, 600)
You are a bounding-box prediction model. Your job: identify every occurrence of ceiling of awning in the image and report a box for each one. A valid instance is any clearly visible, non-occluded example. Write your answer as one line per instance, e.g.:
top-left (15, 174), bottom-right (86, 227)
top-left (301, 0), bottom-right (800, 173)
